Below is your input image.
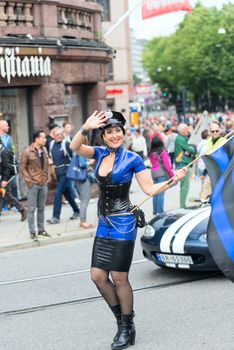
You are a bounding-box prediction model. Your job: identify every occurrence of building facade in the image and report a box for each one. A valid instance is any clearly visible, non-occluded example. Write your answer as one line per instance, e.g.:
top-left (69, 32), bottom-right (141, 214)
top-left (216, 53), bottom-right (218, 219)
top-left (98, 0), bottom-right (133, 120)
top-left (130, 29), bottom-right (148, 83)
top-left (0, 0), bottom-right (111, 159)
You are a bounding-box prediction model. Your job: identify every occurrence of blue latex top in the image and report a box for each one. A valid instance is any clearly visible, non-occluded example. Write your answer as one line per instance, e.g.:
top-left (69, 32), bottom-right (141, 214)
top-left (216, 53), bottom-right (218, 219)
top-left (93, 146), bottom-right (146, 184)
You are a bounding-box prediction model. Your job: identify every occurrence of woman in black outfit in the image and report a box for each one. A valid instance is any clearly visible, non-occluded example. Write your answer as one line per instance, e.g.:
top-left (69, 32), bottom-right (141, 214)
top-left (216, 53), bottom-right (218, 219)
top-left (71, 110), bottom-right (186, 350)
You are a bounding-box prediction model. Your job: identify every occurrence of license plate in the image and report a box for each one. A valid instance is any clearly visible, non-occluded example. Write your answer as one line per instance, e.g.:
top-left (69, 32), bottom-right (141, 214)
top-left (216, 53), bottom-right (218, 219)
top-left (156, 253), bottom-right (193, 265)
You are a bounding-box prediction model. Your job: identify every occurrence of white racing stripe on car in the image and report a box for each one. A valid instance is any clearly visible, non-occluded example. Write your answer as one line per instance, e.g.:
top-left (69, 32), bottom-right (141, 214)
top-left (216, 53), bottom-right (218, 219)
top-left (172, 207), bottom-right (211, 254)
top-left (160, 207), bottom-right (208, 253)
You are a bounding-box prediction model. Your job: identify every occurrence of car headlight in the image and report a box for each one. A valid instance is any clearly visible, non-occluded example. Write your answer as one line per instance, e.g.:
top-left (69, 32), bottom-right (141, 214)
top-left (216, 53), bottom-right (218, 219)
top-left (143, 224), bottom-right (155, 238)
top-left (203, 232), bottom-right (207, 240)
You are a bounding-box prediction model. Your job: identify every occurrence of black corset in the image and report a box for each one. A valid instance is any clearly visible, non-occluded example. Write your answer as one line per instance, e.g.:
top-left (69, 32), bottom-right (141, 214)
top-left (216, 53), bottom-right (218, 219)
top-left (98, 181), bottom-right (132, 216)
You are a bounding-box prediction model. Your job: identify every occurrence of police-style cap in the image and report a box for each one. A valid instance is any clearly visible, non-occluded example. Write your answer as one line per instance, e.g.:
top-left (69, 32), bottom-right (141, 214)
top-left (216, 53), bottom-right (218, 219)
top-left (101, 110), bottom-right (126, 130)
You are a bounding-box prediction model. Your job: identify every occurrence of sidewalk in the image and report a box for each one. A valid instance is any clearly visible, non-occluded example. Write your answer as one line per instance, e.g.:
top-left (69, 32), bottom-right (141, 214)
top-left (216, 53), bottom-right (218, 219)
top-left (0, 176), bottom-right (202, 254)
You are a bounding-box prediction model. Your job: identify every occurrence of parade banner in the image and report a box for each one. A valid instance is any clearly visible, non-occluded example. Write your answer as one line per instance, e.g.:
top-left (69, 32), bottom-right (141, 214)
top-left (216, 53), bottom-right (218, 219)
top-left (142, 0), bottom-right (192, 20)
top-left (202, 137), bottom-right (234, 282)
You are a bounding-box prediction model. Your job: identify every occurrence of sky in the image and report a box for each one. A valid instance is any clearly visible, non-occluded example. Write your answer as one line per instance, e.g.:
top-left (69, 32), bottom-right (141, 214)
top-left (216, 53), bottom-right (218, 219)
top-left (128, 0), bottom-right (234, 39)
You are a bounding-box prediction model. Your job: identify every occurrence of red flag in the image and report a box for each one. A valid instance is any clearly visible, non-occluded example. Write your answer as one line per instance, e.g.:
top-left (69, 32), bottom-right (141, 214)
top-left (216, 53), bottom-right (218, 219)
top-left (142, 0), bottom-right (192, 20)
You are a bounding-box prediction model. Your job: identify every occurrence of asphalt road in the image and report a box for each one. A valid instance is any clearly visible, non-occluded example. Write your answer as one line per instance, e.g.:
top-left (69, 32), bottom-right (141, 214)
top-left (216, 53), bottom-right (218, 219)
top-left (0, 236), bottom-right (233, 350)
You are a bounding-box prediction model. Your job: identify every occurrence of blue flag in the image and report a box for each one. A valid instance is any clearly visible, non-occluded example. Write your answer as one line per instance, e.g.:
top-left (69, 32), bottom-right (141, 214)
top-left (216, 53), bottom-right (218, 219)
top-left (202, 136), bottom-right (234, 282)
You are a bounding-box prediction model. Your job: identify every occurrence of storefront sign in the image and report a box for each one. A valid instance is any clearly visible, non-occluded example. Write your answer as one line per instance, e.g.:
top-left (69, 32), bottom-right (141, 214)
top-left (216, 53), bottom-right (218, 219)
top-left (0, 47), bottom-right (52, 83)
top-left (135, 84), bottom-right (152, 96)
top-left (106, 88), bottom-right (123, 95)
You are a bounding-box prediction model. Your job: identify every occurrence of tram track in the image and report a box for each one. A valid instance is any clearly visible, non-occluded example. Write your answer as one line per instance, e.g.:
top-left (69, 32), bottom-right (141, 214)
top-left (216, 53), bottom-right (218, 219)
top-left (0, 271), bottom-right (220, 318)
top-left (0, 259), bottom-right (147, 286)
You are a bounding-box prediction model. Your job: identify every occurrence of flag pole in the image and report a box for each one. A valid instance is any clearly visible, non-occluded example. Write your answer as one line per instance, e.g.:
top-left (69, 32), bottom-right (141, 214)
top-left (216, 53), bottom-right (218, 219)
top-left (131, 130), bottom-right (234, 212)
top-left (104, 0), bottom-right (146, 39)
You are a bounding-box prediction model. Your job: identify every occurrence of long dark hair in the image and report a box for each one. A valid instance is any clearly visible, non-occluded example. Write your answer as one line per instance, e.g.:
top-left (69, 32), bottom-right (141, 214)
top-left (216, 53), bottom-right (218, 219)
top-left (150, 135), bottom-right (164, 155)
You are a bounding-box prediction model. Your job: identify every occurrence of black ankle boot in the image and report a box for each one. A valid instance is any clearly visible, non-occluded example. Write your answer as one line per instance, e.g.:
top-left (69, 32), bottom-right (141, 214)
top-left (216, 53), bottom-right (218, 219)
top-left (110, 305), bottom-right (122, 341)
top-left (111, 312), bottom-right (136, 350)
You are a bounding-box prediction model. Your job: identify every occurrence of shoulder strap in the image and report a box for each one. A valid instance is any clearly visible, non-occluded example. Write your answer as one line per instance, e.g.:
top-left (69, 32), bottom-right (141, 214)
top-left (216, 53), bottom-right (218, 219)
top-left (61, 139), bottom-right (71, 160)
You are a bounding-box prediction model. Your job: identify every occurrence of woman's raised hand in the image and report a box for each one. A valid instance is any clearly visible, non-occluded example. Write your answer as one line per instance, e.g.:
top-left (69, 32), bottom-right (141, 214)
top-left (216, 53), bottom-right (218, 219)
top-left (84, 110), bottom-right (107, 130)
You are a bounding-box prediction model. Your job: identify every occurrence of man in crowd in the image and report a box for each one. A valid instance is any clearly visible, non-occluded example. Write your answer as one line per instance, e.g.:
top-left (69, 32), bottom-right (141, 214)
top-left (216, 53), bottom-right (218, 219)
top-left (47, 126), bottom-right (79, 224)
top-left (175, 123), bottom-right (196, 208)
top-left (20, 130), bottom-right (50, 240)
top-left (0, 138), bottom-right (27, 220)
top-left (45, 123), bottom-right (58, 181)
top-left (45, 123), bottom-right (58, 153)
top-left (63, 121), bottom-right (73, 142)
top-left (131, 128), bottom-right (148, 160)
top-left (0, 119), bottom-right (14, 151)
top-left (206, 121), bottom-right (224, 151)
top-left (0, 119), bottom-right (18, 201)
top-left (200, 122), bottom-right (225, 203)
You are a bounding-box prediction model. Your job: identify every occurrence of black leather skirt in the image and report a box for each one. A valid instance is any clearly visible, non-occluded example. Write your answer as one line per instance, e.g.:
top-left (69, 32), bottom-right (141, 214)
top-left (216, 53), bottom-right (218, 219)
top-left (91, 237), bottom-right (135, 272)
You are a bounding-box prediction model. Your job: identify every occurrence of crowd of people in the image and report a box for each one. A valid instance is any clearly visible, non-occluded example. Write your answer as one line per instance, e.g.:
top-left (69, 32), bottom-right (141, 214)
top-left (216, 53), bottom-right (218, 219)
top-left (0, 110), bottom-right (233, 238)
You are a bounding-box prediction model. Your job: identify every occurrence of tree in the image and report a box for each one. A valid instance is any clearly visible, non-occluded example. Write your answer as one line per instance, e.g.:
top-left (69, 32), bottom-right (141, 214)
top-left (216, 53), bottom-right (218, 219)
top-left (132, 73), bottom-right (142, 86)
top-left (142, 4), bottom-right (234, 111)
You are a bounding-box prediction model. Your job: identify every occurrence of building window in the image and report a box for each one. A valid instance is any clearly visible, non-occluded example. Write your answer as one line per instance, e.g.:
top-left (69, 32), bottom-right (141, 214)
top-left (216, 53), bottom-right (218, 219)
top-left (97, 0), bottom-right (110, 21)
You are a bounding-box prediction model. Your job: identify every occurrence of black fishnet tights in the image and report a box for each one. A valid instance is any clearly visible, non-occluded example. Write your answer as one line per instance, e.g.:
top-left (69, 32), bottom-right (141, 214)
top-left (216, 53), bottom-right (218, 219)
top-left (91, 268), bottom-right (133, 315)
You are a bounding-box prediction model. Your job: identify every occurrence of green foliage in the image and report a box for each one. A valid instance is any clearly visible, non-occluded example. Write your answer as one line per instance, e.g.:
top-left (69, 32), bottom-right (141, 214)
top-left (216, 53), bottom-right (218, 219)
top-left (142, 4), bottom-right (234, 110)
top-left (132, 73), bottom-right (142, 85)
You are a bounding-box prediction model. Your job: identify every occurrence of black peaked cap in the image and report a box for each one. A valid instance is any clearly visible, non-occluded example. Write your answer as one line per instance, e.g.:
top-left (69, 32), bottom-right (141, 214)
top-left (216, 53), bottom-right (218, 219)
top-left (101, 110), bottom-right (126, 129)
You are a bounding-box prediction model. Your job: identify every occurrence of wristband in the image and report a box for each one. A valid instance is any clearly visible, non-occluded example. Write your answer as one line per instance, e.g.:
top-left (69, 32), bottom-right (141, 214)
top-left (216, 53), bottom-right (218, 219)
top-left (80, 126), bottom-right (88, 136)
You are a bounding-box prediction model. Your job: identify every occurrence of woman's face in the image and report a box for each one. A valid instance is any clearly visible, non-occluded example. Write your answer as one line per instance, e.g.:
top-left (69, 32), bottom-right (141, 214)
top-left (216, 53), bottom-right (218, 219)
top-left (102, 126), bottom-right (124, 148)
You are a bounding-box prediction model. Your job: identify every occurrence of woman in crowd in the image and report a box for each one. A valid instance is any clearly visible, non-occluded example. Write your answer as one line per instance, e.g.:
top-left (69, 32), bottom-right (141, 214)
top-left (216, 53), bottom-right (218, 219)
top-left (70, 110), bottom-right (186, 350)
top-left (149, 135), bottom-right (174, 214)
top-left (75, 153), bottom-right (95, 229)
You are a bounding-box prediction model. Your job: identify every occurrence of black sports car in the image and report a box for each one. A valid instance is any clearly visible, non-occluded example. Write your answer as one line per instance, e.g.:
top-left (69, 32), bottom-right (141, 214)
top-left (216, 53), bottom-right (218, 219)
top-left (141, 206), bottom-right (218, 271)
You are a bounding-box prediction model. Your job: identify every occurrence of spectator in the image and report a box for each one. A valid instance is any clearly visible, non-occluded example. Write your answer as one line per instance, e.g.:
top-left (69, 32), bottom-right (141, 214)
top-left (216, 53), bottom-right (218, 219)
top-left (75, 154), bottom-right (95, 229)
top-left (131, 129), bottom-right (147, 160)
top-left (0, 119), bottom-right (14, 151)
top-left (200, 122), bottom-right (225, 203)
top-left (0, 138), bottom-right (27, 220)
top-left (196, 129), bottom-right (209, 177)
top-left (206, 121), bottom-right (224, 151)
top-left (20, 131), bottom-right (50, 240)
top-left (165, 126), bottom-right (178, 168)
top-left (46, 123), bottom-right (59, 181)
top-left (45, 123), bottom-right (58, 153)
top-left (123, 128), bottom-right (132, 150)
top-left (62, 120), bottom-right (78, 199)
top-left (225, 120), bottom-right (233, 134)
top-left (142, 128), bottom-right (151, 155)
top-left (63, 121), bottom-right (73, 142)
top-left (0, 119), bottom-right (19, 203)
top-left (175, 123), bottom-right (196, 208)
top-left (47, 127), bottom-right (79, 224)
top-left (149, 136), bottom-right (174, 214)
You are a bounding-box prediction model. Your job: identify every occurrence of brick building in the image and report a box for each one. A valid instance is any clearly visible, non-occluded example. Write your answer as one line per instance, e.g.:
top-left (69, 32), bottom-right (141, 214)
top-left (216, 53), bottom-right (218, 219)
top-left (0, 0), bottom-right (111, 159)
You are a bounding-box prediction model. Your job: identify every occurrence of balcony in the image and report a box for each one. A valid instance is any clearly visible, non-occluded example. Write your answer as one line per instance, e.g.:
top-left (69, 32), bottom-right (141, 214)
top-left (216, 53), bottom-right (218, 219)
top-left (0, 0), bottom-right (103, 40)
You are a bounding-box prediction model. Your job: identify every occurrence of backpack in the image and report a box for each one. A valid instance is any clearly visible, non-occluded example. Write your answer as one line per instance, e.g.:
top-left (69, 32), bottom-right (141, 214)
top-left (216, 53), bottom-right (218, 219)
top-left (49, 139), bottom-right (71, 161)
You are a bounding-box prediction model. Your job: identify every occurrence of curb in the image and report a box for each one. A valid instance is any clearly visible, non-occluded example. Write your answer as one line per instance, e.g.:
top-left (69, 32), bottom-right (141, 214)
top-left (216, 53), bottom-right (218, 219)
top-left (0, 228), bottom-right (96, 254)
